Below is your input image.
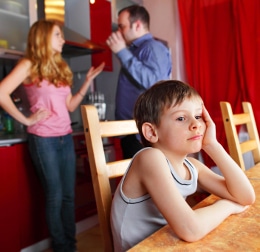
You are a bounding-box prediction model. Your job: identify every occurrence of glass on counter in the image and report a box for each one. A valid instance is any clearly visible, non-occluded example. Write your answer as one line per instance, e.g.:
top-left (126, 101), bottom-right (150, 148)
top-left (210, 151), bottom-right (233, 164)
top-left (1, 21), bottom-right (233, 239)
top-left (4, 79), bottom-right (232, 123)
top-left (3, 112), bottom-right (14, 133)
top-left (85, 91), bottom-right (106, 121)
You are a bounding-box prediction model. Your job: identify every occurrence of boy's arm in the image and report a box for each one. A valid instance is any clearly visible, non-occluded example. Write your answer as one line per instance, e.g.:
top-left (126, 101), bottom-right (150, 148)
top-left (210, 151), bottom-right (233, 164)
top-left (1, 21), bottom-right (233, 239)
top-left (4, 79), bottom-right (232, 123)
top-left (199, 143), bottom-right (255, 205)
top-left (200, 106), bottom-right (255, 205)
top-left (138, 148), bottom-right (249, 243)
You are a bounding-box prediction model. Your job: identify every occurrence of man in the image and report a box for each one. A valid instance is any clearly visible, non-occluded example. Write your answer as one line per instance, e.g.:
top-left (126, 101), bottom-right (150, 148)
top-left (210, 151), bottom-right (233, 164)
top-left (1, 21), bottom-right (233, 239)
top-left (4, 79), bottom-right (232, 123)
top-left (106, 5), bottom-right (172, 158)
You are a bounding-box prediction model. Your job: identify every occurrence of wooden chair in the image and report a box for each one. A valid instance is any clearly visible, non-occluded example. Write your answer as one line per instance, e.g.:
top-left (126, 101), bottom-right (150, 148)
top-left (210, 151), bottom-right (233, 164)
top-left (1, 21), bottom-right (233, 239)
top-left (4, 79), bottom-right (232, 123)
top-left (81, 105), bottom-right (139, 252)
top-left (220, 101), bottom-right (260, 171)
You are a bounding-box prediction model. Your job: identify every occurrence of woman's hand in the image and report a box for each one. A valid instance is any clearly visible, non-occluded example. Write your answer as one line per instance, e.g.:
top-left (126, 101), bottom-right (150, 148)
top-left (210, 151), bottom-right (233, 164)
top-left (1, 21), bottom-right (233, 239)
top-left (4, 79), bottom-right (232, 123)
top-left (85, 62), bottom-right (105, 83)
top-left (27, 108), bottom-right (51, 126)
top-left (67, 62), bottom-right (105, 112)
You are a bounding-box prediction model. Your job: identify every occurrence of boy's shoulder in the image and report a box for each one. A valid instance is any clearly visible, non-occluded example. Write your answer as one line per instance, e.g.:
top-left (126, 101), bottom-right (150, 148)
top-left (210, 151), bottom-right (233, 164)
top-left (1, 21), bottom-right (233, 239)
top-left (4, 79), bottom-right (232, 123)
top-left (132, 147), bottom-right (168, 171)
top-left (135, 147), bottom-right (164, 158)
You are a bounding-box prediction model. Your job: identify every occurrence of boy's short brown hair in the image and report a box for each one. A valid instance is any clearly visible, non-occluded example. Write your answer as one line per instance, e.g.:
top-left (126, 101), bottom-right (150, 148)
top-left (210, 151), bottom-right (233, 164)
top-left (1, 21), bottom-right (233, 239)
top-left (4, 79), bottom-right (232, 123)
top-left (134, 80), bottom-right (202, 147)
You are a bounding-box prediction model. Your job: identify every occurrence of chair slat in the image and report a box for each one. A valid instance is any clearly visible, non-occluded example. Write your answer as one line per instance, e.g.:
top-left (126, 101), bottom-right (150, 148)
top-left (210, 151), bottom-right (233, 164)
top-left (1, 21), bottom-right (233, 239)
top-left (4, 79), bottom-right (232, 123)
top-left (100, 120), bottom-right (138, 137)
top-left (107, 159), bottom-right (132, 178)
top-left (220, 101), bottom-right (260, 171)
top-left (233, 113), bottom-right (251, 125)
top-left (240, 140), bottom-right (258, 153)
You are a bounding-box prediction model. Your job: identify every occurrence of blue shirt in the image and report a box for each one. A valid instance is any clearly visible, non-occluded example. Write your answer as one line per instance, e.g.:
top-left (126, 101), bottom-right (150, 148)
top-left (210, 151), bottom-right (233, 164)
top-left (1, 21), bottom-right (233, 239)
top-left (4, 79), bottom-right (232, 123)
top-left (115, 33), bottom-right (172, 120)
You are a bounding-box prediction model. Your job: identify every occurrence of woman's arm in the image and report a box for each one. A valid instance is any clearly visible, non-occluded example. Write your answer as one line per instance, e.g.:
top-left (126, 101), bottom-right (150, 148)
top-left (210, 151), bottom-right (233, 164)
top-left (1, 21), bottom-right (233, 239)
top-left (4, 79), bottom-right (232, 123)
top-left (0, 59), bottom-right (50, 126)
top-left (66, 62), bottom-right (104, 112)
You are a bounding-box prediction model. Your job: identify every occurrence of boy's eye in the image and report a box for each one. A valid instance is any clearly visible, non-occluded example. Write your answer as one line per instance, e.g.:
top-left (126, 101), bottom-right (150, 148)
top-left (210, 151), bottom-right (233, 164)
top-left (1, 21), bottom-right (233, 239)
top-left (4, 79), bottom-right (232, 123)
top-left (177, 117), bottom-right (185, 121)
top-left (195, 115), bottom-right (202, 120)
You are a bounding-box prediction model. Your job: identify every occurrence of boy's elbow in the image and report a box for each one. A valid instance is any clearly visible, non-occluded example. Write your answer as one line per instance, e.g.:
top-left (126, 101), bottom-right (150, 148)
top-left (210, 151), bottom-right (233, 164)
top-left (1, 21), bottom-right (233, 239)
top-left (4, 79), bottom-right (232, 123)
top-left (244, 191), bottom-right (256, 205)
top-left (240, 187), bottom-right (256, 206)
top-left (234, 184), bottom-right (256, 206)
top-left (173, 224), bottom-right (205, 243)
top-left (177, 230), bottom-right (204, 243)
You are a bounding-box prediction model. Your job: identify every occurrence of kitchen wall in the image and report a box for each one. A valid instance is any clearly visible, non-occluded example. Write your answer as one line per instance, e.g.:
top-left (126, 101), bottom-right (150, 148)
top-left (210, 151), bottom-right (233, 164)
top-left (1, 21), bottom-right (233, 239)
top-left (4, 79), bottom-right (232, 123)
top-left (143, 0), bottom-right (186, 81)
top-left (0, 0), bottom-right (184, 130)
top-left (64, 0), bottom-right (120, 127)
top-left (68, 0), bottom-right (185, 128)
top-left (67, 53), bottom-right (120, 127)
top-left (95, 0), bottom-right (187, 121)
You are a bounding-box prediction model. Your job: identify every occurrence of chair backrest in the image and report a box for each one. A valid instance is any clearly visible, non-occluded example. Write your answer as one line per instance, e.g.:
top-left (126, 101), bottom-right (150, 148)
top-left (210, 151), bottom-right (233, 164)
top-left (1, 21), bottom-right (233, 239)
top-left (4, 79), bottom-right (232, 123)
top-left (220, 101), bottom-right (260, 171)
top-left (81, 105), bottom-right (139, 252)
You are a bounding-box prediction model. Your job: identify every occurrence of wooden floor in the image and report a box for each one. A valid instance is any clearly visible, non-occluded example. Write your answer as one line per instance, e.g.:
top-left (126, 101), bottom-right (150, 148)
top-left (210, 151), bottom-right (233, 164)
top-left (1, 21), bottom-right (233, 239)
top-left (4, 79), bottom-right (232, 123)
top-left (43, 225), bottom-right (104, 252)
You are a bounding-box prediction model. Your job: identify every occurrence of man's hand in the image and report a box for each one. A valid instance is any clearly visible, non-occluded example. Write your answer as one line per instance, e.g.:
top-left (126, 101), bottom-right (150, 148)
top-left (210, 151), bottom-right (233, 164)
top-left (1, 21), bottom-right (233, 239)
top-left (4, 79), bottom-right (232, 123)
top-left (106, 31), bottom-right (127, 53)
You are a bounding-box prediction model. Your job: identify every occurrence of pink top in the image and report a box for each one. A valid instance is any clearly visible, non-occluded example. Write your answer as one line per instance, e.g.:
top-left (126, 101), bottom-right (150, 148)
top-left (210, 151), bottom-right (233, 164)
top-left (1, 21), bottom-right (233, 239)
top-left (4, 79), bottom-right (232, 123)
top-left (24, 80), bottom-right (72, 137)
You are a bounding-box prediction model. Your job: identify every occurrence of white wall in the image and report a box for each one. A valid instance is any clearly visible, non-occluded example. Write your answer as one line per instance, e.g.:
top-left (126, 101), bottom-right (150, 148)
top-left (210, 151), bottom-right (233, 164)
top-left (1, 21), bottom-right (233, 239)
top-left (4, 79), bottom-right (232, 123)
top-left (66, 0), bottom-right (187, 125)
top-left (143, 0), bottom-right (187, 81)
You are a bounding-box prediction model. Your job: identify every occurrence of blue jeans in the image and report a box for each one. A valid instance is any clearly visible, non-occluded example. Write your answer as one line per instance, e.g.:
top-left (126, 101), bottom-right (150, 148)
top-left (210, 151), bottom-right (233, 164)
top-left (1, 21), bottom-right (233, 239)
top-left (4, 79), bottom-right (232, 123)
top-left (28, 133), bottom-right (76, 252)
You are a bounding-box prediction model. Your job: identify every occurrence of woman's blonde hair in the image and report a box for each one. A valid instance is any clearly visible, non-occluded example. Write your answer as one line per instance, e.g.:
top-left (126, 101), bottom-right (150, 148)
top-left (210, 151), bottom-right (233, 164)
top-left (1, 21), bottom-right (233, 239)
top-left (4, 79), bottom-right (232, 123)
top-left (25, 19), bottom-right (73, 87)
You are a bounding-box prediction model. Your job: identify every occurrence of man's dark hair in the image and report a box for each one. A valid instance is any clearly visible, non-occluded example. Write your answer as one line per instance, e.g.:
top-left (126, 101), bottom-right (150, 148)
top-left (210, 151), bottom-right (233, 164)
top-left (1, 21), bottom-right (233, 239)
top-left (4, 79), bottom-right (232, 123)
top-left (119, 5), bottom-right (150, 29)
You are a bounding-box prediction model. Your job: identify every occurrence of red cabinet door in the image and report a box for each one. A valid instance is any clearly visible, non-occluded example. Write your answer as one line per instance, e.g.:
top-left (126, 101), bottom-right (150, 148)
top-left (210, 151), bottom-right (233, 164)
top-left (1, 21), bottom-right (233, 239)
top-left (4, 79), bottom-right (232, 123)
top-left (90, 0), bottom-right (113, 71)
top-left (0, 144), bottom-right (21, 252)
top-left (17, 143), bottom-right (49, 249)
top-left (0, 143), bottom-right (49, 251)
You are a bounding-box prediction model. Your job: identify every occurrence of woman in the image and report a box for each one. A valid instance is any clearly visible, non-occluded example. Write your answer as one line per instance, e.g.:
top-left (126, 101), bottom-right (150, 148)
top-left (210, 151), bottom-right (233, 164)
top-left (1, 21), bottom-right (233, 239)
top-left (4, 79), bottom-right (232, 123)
top-left (0, 19), bottom-right (104, 252)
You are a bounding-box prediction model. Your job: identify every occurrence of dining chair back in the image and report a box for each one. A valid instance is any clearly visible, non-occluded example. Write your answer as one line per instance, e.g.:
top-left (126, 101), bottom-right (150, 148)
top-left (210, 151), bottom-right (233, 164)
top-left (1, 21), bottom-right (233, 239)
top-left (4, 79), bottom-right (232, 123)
top-left (81, 105), bottom-right (139, 252)
top-left (220, 101), bottom-right (260, 171)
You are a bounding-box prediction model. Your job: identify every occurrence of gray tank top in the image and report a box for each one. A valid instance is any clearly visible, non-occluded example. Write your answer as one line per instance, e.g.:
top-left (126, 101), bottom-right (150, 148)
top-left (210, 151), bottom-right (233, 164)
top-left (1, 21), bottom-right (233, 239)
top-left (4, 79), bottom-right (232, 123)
top-left (111, 148), bottom-right (198, 252)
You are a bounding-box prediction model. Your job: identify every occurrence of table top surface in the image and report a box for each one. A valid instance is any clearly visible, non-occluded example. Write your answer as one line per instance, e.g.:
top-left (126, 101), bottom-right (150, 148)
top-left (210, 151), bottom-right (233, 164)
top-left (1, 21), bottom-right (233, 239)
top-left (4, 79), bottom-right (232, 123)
top-left (128, 164), bottom-right (260, 252)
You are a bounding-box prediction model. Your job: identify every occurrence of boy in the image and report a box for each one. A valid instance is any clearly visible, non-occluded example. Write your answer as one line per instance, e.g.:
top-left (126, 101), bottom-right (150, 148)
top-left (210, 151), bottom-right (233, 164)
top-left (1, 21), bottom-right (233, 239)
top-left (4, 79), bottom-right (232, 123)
top-left (111, 80), bottom-right (255, 251)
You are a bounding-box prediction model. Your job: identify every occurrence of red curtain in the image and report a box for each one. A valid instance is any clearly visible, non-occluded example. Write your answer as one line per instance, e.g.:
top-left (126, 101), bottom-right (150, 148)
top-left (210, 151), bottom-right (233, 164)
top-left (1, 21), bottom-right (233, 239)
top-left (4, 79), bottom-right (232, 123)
top-left (177, 0), bottom-right (260, 166)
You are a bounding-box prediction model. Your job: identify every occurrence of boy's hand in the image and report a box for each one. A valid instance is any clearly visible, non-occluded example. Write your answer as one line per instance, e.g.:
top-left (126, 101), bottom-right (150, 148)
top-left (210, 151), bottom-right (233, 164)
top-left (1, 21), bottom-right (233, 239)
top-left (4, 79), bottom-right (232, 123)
top-left (201, 105), bottom-right (217, 149)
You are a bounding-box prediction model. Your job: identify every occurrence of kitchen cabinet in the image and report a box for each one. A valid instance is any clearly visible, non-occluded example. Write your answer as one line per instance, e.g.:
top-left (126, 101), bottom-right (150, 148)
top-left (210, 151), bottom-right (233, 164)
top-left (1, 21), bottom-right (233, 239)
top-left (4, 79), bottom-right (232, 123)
top-left (90, 0), bottom-right (113, 71)
top-left (18, 143), bottom-right (49, 249)
top-left (0, 143), bottom-right (48, 251)
top-left (73, 133), bottom-right (97, 221)
top-left (0, 0), bottom-right (37, 59)
top-left (73, 133), bottom-right (122, 219)
top-left (0, 138), bottom-right (101, 251)
top-left (0, 144), bottom-right (20, 252)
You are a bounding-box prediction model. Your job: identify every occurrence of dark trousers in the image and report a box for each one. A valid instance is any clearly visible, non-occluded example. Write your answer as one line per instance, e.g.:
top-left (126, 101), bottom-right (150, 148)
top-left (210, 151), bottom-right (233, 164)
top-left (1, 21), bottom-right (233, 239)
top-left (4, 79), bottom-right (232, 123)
top-left (121, 134), bottom-right (143, 159)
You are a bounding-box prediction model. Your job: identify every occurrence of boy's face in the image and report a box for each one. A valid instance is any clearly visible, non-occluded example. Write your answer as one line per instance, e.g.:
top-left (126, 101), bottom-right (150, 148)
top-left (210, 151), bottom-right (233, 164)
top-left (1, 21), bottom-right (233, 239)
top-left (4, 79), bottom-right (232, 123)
top-left (155, 97), bottom-right (206, 155)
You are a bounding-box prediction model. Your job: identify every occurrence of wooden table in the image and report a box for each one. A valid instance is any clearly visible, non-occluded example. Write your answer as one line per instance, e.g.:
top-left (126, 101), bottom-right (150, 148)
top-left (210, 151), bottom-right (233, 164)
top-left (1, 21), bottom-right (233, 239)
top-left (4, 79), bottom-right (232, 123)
top-left (128, 164), bottom-right (260, 251)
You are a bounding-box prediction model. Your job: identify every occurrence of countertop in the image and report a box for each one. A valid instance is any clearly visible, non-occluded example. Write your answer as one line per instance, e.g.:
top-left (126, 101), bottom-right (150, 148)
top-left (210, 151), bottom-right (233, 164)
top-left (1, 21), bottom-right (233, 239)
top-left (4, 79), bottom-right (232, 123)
top-left (0, 127), bottom-right (85, 147)
top-left (0, 131), bottom-right (27, 146)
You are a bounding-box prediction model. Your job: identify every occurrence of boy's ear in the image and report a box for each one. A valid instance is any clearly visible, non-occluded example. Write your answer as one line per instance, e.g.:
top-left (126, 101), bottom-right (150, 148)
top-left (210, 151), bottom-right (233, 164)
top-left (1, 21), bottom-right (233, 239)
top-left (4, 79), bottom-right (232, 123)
top-left (142, 122), bottom-right (158, 143)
